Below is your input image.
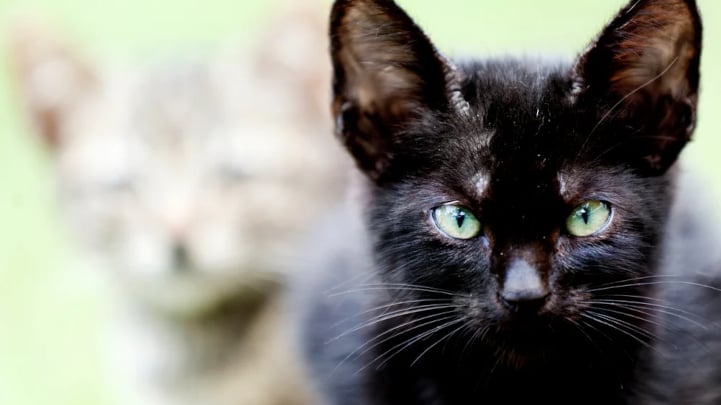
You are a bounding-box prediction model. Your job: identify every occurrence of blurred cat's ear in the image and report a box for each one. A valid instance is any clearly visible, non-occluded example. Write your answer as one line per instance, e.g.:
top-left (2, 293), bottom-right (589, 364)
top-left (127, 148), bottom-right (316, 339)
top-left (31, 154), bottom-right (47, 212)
top-left (575, 0), bottom-right (702, 175)
top-left (248, 1), bottom-right (331, 126)
top-left (330, 0), bottom-right (467, 182)
top-left (8, 19), bottom-right (98, 148)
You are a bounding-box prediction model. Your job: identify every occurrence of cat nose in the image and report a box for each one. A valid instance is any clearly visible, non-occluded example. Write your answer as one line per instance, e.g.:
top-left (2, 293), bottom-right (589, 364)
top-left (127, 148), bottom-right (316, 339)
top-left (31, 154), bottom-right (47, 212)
top-left (171, 241), bottom-right (191, 270)
top-left (499, 259), bottom-right (549, 313)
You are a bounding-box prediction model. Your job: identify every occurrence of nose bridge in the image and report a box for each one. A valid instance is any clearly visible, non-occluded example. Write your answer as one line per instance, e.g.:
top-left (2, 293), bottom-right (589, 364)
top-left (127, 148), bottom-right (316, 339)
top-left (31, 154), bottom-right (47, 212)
top-left (160, 190), bottom-right (196, 270)
top-left (488, 164), bottom-right (561, 235)
top-left (496, 239), bottom-right (546, 268)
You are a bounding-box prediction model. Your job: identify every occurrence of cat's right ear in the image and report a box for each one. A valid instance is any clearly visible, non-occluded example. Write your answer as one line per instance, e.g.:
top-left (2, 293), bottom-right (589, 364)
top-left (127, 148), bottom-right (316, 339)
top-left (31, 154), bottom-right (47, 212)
top-left (330, 0), bottom-right (465, 182)
top-left (8, 20), bottom-right (97, 148)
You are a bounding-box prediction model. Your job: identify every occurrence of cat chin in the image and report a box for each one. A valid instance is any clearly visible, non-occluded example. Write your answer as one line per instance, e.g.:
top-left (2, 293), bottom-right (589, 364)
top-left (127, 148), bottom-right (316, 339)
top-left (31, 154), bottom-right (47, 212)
top-left (482, 329), bottom-right (560, 370)
top-left (492, 345), bottom-right (544, 370)
top-left (475, 316), bottom-right (564, 363)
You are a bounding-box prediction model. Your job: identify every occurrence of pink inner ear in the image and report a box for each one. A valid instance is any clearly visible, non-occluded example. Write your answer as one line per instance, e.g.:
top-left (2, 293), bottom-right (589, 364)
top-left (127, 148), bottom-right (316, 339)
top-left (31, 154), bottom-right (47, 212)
top-left (330, 0), bottom-right (456, 181)
top-left (9, 21), bottom-right (98, 148)
top-left (335, 3), bottom-right (441, 114)
top-left (572, 0), bottom-right (701, 175)
top-left (606, 1), bottom-right (699, 101)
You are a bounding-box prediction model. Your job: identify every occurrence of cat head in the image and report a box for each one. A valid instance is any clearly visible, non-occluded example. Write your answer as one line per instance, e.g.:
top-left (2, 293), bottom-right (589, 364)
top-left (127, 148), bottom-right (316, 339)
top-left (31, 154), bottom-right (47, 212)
top-left (331, 0), bottom-right (701, 362)
top-left (9, 13), bottom-right (343, 314)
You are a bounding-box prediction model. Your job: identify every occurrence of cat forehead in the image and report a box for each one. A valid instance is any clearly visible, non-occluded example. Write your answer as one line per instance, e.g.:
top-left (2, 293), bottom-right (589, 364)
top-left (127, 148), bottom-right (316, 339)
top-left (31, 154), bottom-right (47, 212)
top-left (447, 59), bottom-right (585, 163)
top-left (72, 65), bottom-right (295, 141)
top-left (462, 59), bottom-right (572, 116)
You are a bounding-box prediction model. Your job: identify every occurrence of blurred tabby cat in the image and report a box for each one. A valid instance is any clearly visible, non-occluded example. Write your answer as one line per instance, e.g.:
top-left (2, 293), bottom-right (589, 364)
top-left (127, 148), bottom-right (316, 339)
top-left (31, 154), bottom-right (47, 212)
top-left (10, 3), bottom-right (343, 404)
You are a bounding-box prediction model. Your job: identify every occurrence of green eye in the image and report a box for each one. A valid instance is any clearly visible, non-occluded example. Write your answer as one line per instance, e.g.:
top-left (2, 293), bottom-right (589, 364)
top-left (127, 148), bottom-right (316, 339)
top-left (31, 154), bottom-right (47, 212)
top-left (432, 204), bottom-right (481, 240)
top-left (566, 200), bottom-right (611, 237)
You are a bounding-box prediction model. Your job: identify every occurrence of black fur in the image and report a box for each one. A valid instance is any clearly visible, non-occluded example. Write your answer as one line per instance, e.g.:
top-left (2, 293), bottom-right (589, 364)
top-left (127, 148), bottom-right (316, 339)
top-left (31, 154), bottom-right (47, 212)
top-left (299, 1), bottom-right (721, 404)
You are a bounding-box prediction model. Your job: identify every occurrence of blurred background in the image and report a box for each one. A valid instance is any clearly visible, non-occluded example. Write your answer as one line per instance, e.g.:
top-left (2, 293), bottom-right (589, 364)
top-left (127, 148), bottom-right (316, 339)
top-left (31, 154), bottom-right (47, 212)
top-left (0, 1), bottom-right (718, 404)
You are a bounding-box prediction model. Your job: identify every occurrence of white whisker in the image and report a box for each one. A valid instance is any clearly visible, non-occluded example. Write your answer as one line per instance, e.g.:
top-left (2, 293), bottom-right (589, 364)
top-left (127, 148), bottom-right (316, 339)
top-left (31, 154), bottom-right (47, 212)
top-left (582, 310), bottom-right (654, 348)
top-left (361, 318), bottom-right (465, 373)
top-left (410, 322), bottom-right (469, 367)
top-left (592, 298), bottom-right (706, 328)
top-left (326, 303), bottom-right (457, 343)
top-left (331, 311), bottom-right (458, 376)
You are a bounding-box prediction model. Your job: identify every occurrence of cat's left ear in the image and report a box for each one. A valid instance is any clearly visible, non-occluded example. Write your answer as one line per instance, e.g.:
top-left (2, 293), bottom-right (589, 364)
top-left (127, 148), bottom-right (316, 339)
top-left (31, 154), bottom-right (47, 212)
top-left (330, 0), bottom-right (467, 182)
top-left (7, 18), bottom-right (99, 149)
top-left (575, 0), bottom-right (702, 175)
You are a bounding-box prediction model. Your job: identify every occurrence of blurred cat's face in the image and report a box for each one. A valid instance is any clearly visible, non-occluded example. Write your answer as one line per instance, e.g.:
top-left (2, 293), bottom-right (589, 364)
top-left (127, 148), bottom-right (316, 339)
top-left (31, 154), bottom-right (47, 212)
top-left (53, 63), bottom-right (338, 310)
top-left (11, 22), bottom-right (341, 311)
top-left (8, 5), bottom-right (345, 312)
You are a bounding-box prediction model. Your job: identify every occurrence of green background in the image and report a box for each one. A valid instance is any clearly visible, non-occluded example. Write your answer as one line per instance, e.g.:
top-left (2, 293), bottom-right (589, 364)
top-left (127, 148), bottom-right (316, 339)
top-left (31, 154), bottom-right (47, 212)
top-left (0, 1), bottom-right (718, 404)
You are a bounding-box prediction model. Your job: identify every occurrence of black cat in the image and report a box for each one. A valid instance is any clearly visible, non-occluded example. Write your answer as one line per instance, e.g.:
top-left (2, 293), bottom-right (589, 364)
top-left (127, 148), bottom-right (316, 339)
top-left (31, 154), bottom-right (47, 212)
top-left (299, 0), bottom-right (721, 403)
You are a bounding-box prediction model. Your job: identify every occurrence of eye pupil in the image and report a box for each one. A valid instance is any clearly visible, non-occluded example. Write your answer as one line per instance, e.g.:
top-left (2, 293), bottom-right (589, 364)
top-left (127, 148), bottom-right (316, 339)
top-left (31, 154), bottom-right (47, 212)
top-left (580, 207), bottom-right (590, 224)
top-left (455, 211), bottom-right (465, 228)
